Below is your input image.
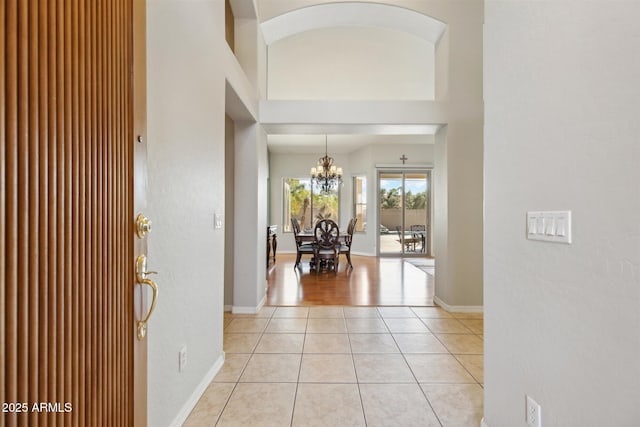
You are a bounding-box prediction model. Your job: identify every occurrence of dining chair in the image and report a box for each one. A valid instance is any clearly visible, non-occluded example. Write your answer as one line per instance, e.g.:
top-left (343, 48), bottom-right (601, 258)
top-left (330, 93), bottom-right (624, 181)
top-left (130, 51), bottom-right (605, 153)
top-left (395, 225), bottom-right (414, 251)
top-left (312, 219), bottom-right (340, 273)
top-left (410, 224), bottom-right (426, 253)
top-left (339, 218), bottom-right (357, 268)
top-left (292, 218), bottom-right (314, 268)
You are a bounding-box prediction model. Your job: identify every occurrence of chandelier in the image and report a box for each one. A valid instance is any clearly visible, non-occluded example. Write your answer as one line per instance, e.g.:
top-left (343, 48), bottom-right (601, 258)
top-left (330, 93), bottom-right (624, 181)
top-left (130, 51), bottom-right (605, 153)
top-left (310, 136), bottom-right (343, 194)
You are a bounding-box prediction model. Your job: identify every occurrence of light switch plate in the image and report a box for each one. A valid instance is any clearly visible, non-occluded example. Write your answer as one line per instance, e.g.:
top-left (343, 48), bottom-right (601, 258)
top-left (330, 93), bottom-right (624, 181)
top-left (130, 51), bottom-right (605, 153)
top-left (527, 211), bottom-right (571, 244)
top-left (214, 214), bottom-right (223, 230)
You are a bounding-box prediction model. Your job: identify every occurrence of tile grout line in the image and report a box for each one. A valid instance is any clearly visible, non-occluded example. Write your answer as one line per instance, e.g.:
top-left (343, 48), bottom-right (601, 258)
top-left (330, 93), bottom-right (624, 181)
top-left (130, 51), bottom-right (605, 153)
top-left (290, 310), bottom-right (311, 427)
top-left (385, 322), bottom-right (445, 427)
top-left (216, 313), bottom-right (244, 427)
top-left (433, 315), bottom-right (485, 385)
top-left (214, 342), bottom-right (254, 425)
top-left (430, 324), bottom-right (485, 383)
top-left (289, 310), bottom-right (309, 426)
top-left (216, 307), bottom-right (483, 426)
top-left (345, 316), bottom-right (370, 427)
top-left (215, 308), bottom-right (275, 426)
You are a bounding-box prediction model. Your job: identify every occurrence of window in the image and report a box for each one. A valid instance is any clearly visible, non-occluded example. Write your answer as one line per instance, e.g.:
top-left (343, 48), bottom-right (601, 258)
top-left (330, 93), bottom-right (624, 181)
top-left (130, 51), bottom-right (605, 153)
top-left (353, 176), bottom-right (367, 232)
top-left (283, 178), bottom-right (340, 232)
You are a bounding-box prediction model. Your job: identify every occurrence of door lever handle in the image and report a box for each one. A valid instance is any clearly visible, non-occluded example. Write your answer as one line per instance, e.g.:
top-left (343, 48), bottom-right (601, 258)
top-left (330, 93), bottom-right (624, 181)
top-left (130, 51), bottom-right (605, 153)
top-left (135, 255), bottom-right (159, 340)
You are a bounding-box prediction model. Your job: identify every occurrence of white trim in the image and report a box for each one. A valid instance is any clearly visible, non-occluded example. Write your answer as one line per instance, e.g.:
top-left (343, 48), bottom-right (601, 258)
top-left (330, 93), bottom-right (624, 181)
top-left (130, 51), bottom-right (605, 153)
top-left (434, 295), bottom-right (483, 313)
top-left (169, 353), bottom-right (225, 427)
top-left (481, 417), bottom-right (489, 427)
top-left (376, 163), bottom-right (434, 169)
top-left (223, 305), bottom-right (232, 312)
top-left (232, 294), bottom-right (267, 314)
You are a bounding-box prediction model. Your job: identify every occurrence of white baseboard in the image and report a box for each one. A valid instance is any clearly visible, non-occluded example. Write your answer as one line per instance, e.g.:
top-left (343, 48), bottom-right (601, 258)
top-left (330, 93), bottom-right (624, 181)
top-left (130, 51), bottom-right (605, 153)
top-left (434, 295), bottom-right (483, 313)
top-left (169, 353), bottom-right (225, 427)
top-left (481, 417), bottom-right (489, 427)
top-left (223, 304), bottom-right (232, 312)
top-left (232, 294), bottom-right (267, 314)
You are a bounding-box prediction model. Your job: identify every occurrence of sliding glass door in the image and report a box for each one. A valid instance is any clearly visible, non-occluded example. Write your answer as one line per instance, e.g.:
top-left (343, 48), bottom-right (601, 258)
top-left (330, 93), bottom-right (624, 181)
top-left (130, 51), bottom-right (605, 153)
top-left (378, 170), bottom-right (431, 256)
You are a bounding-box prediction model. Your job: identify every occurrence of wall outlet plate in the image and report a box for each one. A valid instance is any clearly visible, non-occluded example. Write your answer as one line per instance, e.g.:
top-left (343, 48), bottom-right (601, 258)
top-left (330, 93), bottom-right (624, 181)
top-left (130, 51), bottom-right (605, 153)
top-left (526, 395), bottom-right (541, 427)
top-left (179, 346), bottom-right (187, 373)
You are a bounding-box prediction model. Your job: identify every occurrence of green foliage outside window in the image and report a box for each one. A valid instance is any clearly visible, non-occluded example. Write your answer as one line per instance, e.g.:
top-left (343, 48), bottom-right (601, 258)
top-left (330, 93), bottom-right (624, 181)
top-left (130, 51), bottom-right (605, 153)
top-left (379, 187), bottom-right (401, 209)
top-left (380, 187), bottom-right (426, 209)
top-left (284, 178), bottom-right (339, 232)
top-left (404, 190), bottom-right (426, 209)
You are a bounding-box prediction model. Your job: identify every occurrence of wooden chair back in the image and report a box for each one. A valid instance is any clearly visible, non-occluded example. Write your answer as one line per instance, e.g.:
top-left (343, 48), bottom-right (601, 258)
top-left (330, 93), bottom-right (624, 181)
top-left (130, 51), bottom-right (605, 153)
top-left (291, 218), bottom-right (303, 245)
top-left (314, 219), bottom-right (340, 249)
top-left (345, 218), bottom-right (357, 246)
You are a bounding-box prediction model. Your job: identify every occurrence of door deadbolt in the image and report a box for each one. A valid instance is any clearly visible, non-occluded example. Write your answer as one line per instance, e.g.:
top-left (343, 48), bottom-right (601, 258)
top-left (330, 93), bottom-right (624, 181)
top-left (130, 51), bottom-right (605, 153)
top-left (136, 213), bottom-right (152, 239)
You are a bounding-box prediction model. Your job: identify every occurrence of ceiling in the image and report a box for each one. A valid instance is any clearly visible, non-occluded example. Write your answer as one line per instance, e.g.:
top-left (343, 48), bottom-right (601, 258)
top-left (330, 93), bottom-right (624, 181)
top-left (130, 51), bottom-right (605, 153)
top-left (267, 133), bottom-right (435, 154)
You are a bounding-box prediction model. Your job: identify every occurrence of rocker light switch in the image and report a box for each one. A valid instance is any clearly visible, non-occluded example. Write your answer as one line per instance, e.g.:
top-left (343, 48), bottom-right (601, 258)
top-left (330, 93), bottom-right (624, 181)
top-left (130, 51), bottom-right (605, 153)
top-left (545, 217), bottom-right (556, 235)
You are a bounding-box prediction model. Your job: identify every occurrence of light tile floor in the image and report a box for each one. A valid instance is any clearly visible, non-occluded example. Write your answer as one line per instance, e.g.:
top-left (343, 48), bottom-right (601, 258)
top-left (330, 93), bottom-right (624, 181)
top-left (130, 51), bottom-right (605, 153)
top-left (184, 306), bottom-right (483, 427)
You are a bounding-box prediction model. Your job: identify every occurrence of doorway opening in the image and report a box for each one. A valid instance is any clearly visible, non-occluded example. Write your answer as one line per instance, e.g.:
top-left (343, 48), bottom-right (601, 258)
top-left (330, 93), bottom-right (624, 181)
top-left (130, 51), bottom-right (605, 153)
top-left (378, 169), bottom-right (432, 257)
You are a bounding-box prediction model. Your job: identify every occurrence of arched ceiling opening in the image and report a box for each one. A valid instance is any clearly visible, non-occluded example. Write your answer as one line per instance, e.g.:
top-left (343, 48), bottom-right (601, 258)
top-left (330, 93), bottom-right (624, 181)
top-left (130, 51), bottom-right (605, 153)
top-left (260, 2), bottom-right (446, 46)
top-left (260, 2), bottom-right (447, 150)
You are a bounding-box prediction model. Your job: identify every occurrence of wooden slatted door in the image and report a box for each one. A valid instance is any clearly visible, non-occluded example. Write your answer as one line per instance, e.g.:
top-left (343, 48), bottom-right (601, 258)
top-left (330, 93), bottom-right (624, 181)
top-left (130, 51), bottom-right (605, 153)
top-left (1, 0), bottom-right (149, 426)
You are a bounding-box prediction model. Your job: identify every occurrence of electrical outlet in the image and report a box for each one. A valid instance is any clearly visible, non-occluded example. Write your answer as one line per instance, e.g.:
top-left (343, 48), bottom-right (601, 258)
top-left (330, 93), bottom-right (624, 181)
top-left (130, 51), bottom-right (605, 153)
top-left (526, 395), bottom-right (541, 427)
top-left (179, 346), bottom-right (187, 373)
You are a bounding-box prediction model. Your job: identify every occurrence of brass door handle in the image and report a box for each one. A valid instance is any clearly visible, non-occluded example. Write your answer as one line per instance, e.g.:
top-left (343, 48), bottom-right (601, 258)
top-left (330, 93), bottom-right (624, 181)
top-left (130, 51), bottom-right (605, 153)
top-left (136, 255), bottom-right (159, 340)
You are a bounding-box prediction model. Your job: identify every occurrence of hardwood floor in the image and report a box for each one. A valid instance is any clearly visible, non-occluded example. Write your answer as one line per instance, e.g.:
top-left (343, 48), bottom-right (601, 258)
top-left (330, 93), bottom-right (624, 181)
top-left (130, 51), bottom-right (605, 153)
top-left (266, 254), bottom-right (434, 306)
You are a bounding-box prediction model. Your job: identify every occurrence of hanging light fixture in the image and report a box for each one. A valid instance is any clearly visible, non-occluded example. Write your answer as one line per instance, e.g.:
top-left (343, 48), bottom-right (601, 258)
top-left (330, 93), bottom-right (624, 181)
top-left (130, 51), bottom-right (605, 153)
top-left (310, 135), bottom-right (343, 194)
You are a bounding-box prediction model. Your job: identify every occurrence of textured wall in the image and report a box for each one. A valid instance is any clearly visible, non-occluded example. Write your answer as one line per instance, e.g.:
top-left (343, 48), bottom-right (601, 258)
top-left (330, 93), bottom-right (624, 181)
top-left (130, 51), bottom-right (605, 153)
top-left (146, 0), bottom-right (261, 425)
top-left (484, 1), bottom-right (640, 425)
top-left (147, 2), bottom-right (225, 425)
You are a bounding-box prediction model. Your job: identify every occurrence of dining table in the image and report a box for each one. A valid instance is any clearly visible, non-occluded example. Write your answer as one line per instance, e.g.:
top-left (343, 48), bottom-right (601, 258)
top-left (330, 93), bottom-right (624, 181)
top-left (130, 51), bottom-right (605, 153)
top-left (297, 231), bottom-right (346, 244)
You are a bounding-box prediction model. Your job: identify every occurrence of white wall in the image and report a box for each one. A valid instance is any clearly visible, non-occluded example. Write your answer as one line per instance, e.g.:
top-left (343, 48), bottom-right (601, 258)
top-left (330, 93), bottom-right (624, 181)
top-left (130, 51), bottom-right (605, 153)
top-left (433, 126), bottom-right (448, 274)
top-left (269, 142), bottom-right (434, 255)
top-left (146, 0), bottom-right (261, 425)
top-left (484, 1), bottom-right (640, 426)
top-left (233, 123), bottom-right (268, 312)
top-left (434, 1), bottom-right (484, 309)
top-left (146, 2), bottom-right (225, 426)
top-left (268, 26), bottom-right (435, 100)
top-left (224, 115), bottom-right (235, 307)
